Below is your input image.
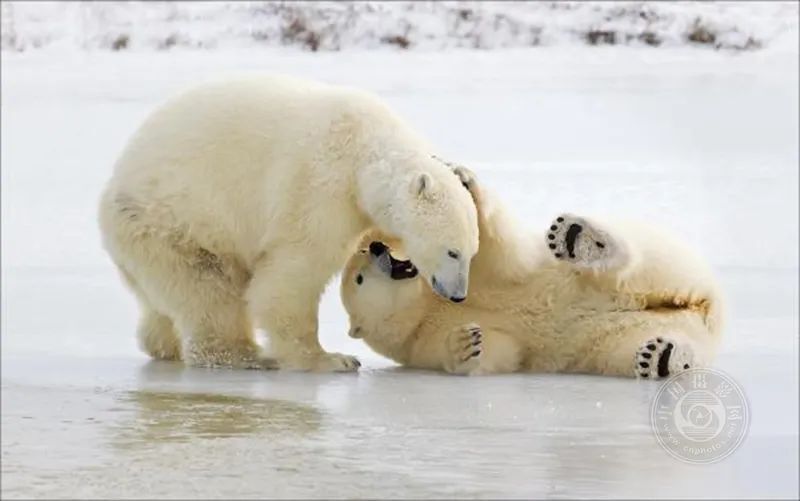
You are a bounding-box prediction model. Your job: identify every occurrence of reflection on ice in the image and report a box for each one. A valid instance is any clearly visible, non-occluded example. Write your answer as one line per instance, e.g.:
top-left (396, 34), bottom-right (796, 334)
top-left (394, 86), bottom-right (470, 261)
top-left (111, 391), bottom-right (323, 447)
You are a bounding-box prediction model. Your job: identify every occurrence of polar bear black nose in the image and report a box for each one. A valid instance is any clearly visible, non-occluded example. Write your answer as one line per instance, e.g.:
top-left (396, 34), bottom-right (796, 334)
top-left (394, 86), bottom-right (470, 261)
top-left (450, 296), bottom-right (466, 303)
top-left (369, 241), bottom-right (388, 256)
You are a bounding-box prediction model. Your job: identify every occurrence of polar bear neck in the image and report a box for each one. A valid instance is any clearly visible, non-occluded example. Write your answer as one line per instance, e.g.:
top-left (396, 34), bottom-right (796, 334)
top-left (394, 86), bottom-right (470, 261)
top-left (356, 154), bottom-right (410, 220)
top-left (360, 282), bottom-right (430, 360)
top-left (330, 89), bottom-right (442, 239)
top-left (354, 151), bottom-right (447, 241)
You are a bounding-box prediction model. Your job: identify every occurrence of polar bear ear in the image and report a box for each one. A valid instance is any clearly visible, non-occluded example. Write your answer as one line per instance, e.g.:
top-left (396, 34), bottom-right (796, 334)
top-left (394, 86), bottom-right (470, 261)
top-left (412, 172), bottom-right (435, 198)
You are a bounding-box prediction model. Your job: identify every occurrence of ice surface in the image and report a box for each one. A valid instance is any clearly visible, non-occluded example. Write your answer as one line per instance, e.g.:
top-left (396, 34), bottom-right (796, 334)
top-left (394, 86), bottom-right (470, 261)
top-left (2, 46), bottom-right (798, 498)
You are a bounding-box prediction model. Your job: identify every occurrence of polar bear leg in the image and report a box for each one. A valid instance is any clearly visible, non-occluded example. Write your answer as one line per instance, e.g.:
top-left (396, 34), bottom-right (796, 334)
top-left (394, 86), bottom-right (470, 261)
top-left (247, 247), bottom-right (360, 372)
top-left (111, 234), bottom-right (270, 369)
top-left (137, 310), bottom-right (182, 361)
top-left (546, 213), bottom-right (720, 301)
top-left (548, 213), bottom-right (723, 345)
top-left (118, 267), bottom-right (182, 361)
top-left (450, 164), bottom-right (541, 283)
top-left (173, 297), bottom-right (274, 370)
top-left (613, 334), bottom-right (701, 380)
top-left (572, 311), bottom-right (713, 379)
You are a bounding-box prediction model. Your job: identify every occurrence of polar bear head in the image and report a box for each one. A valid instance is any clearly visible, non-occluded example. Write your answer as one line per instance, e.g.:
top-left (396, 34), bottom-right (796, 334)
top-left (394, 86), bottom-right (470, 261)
top-left (340, 241), bottom-right (430, 340)
top-left (358, 156), bottom-right (479, 302)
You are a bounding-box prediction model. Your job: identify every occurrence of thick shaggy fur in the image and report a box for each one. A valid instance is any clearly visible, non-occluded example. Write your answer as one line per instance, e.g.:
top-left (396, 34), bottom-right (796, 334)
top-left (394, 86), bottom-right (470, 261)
top-left (99, 75), bottom-right (478, 371)
top-left (341, 167), bottom-right (723, 378)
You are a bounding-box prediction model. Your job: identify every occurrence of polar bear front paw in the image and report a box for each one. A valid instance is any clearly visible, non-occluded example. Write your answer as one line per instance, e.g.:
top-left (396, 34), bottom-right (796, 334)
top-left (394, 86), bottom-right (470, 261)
top-left (546, 214), bottom-right (624, 270)
top-left (444, 323), bottom-right (483, 375)
top-left (287, 352), bottom-right (361, 373)
top-left (451, 165), bottom-right (483, 206)
top-left (319, 352), bottom-right (361, 372)
top-left (432, 155), bottom-right (476, 190)
top-left (452, 165), bottom-right (476, 190)
top-left (634, 337), bottom-right (695, 379)
top-left (431, 156), bottom-right (483, 208)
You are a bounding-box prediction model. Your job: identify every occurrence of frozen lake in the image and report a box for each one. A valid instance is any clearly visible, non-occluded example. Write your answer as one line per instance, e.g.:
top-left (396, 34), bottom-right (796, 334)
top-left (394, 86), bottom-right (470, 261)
top-left (2, 47), bottom-right (798, 498)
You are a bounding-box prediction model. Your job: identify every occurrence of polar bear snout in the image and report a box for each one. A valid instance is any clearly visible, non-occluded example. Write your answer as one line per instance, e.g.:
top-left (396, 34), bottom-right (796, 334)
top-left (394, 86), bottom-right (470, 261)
top-left (431, 270), bottom-right (468, 303)
top-left (368, 241), bottom-right (419, 280)
top-left (422, 247), bottom-right (470, 302)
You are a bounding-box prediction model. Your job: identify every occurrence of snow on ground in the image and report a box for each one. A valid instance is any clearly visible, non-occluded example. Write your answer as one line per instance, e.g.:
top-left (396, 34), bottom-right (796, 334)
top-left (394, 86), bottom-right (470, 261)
top-left (2, 1), bottom-right (798, 52)
top-left (2, 42), bottom-right (799, 498)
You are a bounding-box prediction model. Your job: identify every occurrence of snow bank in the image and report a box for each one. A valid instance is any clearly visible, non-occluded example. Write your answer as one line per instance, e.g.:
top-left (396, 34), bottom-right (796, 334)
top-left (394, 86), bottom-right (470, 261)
top-left (2, 1), bottom-right (797, 53)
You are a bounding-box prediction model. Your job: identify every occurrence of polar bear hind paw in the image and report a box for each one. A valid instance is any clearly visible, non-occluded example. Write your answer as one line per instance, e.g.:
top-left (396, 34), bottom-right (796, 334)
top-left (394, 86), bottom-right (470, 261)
top-left (634, 337), bottom-right (695, 379)
top-left (546, 214), bottom-right (618, 269)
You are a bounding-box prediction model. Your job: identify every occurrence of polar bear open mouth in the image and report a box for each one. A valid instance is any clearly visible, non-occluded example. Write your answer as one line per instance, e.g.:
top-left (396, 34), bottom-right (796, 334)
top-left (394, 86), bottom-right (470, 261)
top-left (368, 241), bottom-right (419, 280)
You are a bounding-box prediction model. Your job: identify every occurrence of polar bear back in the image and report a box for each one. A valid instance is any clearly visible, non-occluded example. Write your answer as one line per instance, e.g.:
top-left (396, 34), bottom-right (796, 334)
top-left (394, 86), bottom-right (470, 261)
top-left (103, 75), bottom-right (429, 263)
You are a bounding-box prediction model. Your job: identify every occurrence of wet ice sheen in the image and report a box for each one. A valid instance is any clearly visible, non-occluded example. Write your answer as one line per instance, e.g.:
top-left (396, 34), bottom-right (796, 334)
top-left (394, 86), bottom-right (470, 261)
top-left (2, 48), bottom-right (798, 498)
top-left (2, 352), bottom-right (796, 498)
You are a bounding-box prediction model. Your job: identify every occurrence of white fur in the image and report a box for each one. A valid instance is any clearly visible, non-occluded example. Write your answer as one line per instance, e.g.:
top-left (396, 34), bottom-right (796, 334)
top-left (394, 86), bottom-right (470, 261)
top-left (341, 167), bottom-right (723, 378)
top-left (98, 74), bottom-right (478, 371)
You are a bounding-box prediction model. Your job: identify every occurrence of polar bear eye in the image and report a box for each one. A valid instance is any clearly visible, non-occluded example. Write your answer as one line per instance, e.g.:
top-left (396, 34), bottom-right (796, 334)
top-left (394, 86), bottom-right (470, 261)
top-left (355, 274), bottom-right (364, 285)
top-left (447, 249), bottom-right (460, 260)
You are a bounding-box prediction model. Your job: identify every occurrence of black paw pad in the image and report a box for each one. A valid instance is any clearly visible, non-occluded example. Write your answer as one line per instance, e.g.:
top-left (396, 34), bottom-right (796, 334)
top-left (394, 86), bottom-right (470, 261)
top-left (564, 223), bottom-right (583, 256)
top-left (637, 337), bottom-right (687, 380)
top-left (657, 342), bottom-right (674, 378)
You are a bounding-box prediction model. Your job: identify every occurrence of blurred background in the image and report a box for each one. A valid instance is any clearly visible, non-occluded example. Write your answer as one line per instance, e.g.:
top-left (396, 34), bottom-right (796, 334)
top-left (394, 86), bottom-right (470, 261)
top-left (2, 2), bottom-right (798, 499)
top-left (2, 1), bottom-right (798, 51)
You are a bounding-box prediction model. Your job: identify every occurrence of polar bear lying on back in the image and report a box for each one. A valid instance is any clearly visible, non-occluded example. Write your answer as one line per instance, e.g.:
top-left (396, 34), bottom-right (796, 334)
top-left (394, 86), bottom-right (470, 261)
top-left (99, 75), bottom-right (478, 372)
top-left (341, 166), bottom-right (723, 378)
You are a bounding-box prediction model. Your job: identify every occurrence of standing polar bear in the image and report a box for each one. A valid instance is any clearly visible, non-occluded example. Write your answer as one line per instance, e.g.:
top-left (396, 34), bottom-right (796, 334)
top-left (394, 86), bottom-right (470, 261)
top-left (99, 75), bottom-right (479, 371)
top-left (342, 166), bottom-right (723, 378)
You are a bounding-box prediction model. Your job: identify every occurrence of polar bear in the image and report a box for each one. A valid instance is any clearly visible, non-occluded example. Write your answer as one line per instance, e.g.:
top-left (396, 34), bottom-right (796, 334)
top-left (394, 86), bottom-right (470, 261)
top-left (98, 75), bottom-right (478, 372)
top-left (341, 166), bottom-right (723, 378)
